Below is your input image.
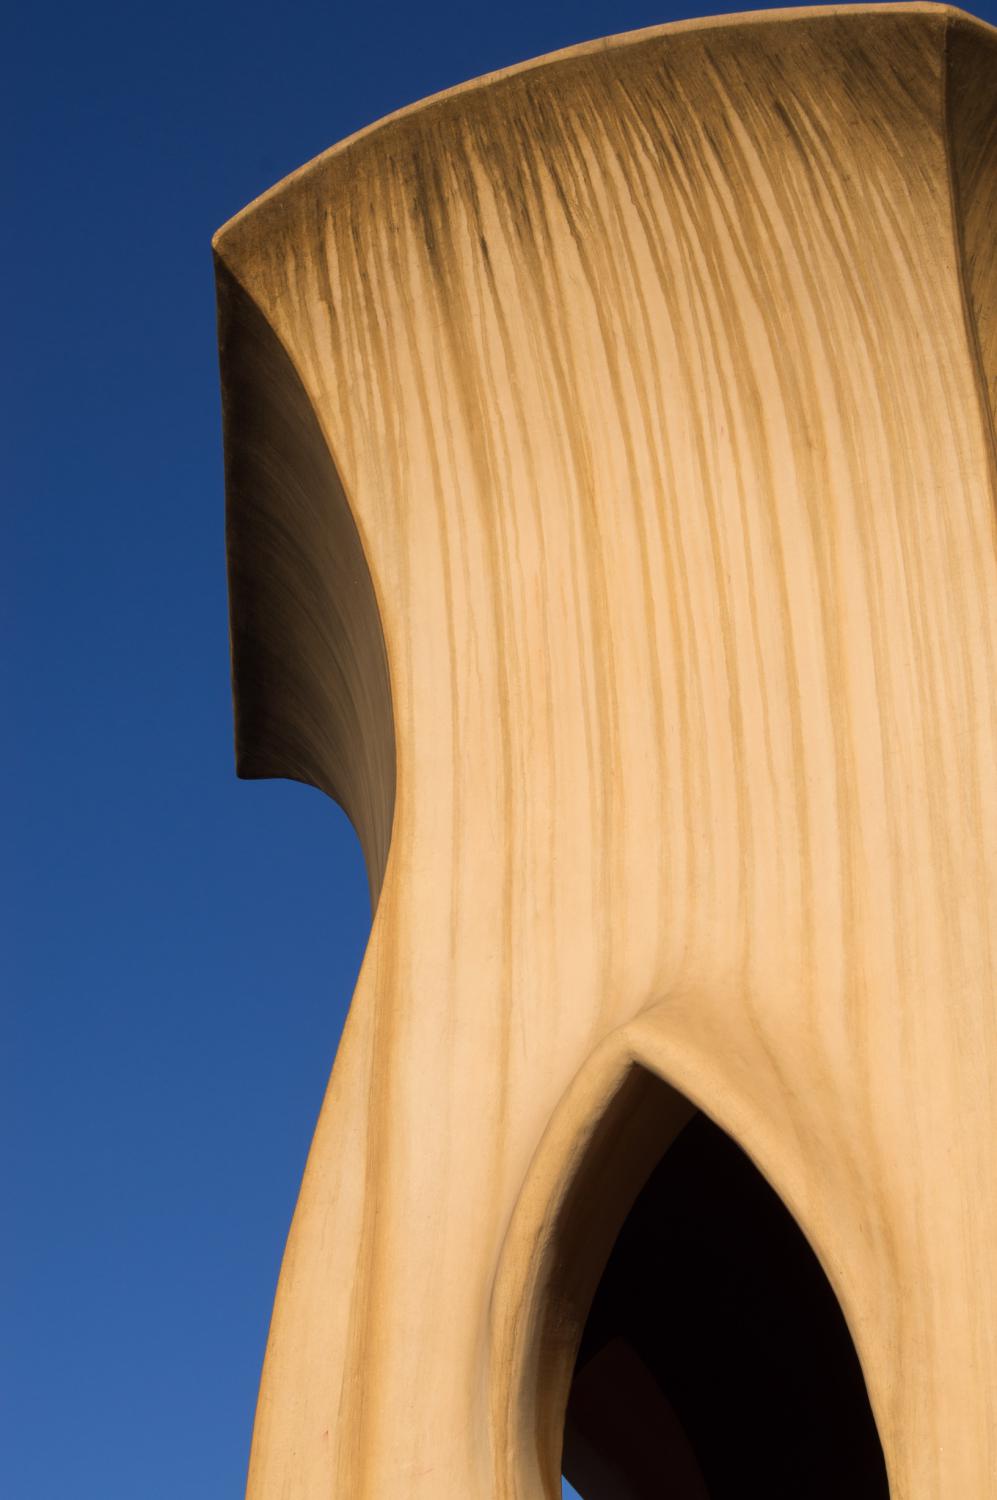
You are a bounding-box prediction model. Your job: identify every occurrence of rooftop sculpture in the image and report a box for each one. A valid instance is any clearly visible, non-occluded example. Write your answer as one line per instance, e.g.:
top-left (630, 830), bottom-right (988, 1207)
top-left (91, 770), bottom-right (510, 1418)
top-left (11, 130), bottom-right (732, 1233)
top-left (214, 6), bottom-right (997, 1494)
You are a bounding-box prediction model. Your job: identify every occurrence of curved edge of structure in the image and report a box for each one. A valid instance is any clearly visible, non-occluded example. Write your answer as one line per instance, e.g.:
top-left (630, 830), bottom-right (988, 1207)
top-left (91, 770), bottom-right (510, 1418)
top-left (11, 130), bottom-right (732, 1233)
top-left (214, 258), bottom-right (396, 905)
top-left (212, 4), bottom-right (987, 255)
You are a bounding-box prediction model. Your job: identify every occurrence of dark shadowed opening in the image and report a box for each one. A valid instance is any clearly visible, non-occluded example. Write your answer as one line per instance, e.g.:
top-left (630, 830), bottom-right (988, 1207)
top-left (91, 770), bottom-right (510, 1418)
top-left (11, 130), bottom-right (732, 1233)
top-left (561, 1106), bottom-right (889, 1499)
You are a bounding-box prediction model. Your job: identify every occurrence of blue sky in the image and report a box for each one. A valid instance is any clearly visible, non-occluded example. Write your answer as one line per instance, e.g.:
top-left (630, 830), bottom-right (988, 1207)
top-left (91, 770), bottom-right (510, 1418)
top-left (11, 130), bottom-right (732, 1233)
top-left (7, 1), bottom-right (994, 1496)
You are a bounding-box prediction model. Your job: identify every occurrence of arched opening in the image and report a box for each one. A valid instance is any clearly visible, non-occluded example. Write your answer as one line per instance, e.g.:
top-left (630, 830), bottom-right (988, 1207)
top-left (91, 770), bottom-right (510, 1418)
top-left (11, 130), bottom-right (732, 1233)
top-left (559, 1080), bottom-right (889, 1498)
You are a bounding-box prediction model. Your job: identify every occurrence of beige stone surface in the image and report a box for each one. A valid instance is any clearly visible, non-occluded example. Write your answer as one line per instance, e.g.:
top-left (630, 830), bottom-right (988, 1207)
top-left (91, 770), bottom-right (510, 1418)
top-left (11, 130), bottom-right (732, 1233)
top-left (214, 6), bottom-right (997, 1494)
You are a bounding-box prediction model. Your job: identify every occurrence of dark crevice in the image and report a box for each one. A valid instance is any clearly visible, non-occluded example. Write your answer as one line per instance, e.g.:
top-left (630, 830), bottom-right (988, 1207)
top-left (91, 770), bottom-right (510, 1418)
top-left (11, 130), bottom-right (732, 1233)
top-left (215, 259), bottom-right (396, 908)
top-left (563, 1108), bottom-right (889, 1499)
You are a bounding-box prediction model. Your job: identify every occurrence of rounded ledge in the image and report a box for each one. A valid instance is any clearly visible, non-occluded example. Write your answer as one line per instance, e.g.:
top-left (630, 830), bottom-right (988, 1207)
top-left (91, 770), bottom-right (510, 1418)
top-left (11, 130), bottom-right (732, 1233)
top-left (212, 3), bottom-right (995, 256)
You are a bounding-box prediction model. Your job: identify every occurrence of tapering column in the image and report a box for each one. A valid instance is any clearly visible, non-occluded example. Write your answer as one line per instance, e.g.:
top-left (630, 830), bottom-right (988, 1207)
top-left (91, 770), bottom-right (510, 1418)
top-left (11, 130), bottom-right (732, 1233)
top-left (215, 7), bottom-right (997, 1495)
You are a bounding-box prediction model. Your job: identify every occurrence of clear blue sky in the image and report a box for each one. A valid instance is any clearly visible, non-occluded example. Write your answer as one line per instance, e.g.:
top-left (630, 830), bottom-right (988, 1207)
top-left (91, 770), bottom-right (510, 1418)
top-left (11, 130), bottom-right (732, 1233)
top-left (6, 2), bottom-right (993, 1496)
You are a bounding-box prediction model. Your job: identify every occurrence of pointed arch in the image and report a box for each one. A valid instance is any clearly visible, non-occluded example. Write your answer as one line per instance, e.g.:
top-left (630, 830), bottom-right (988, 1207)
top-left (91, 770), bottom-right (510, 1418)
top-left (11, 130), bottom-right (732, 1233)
top-left (490, 1010), bottom-right (889, 1498)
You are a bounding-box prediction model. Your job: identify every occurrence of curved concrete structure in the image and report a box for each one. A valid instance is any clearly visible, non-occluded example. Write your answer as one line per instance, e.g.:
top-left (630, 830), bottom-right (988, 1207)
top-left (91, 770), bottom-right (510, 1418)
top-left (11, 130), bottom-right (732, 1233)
top-left (214, 7), bottom-right (997, 1494)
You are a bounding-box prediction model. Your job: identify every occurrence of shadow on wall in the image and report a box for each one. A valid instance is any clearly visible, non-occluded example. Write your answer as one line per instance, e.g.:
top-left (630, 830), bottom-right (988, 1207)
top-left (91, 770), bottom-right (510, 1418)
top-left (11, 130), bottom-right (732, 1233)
top-left (561, 1099), bottom-right (889, 1500)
